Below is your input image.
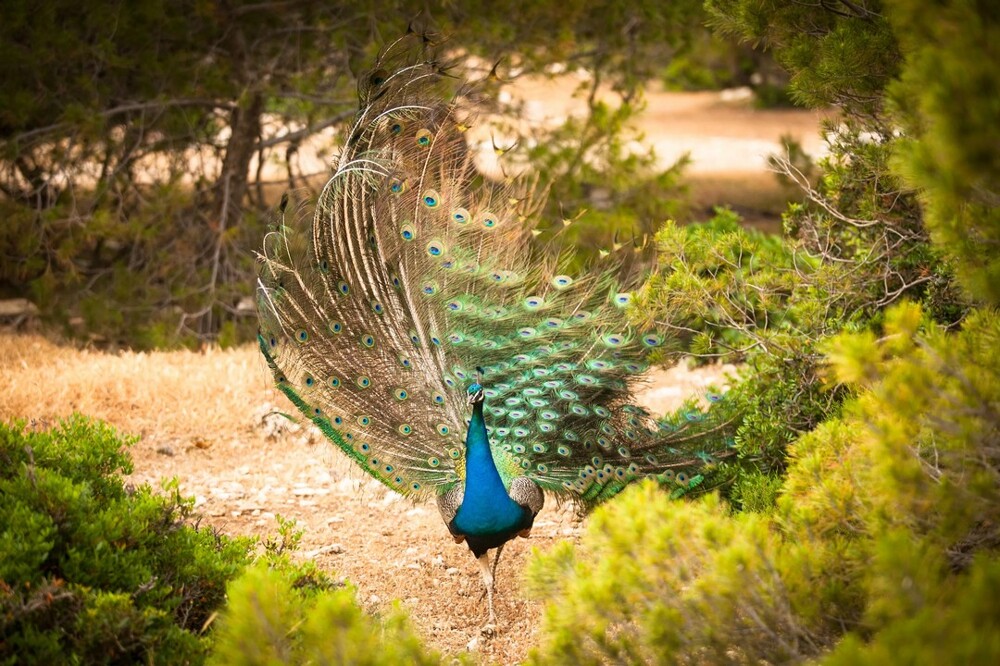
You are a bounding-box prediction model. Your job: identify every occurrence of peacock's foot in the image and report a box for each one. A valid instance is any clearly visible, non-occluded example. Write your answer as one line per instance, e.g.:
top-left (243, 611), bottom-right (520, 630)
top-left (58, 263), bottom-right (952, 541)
top-left (480, 621), bottom-right (497, 638)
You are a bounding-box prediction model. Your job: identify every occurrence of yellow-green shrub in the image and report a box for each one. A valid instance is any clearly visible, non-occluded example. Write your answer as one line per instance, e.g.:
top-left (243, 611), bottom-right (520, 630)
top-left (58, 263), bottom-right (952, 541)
top-left (209, 565), bottom-right (448, 666)
top-left (528, 304), bottom-right (1000, 664)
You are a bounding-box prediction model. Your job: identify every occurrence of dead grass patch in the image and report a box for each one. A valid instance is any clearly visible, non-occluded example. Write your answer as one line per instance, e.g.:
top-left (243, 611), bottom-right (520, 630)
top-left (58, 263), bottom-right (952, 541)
top-left (0, 334), bottom-right (275, 440)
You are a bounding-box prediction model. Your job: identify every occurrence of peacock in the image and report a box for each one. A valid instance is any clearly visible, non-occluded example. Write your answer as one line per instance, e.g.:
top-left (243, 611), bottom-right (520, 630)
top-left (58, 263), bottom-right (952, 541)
top-left (256, 33), bottom-right (735, 631)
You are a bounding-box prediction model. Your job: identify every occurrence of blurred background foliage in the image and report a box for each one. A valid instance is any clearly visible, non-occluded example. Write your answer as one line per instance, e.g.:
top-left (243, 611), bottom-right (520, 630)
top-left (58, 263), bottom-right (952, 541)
top-left (0, 0), bottom-right (764, 348)
top-left (2, 0), bottom-right (999, 663)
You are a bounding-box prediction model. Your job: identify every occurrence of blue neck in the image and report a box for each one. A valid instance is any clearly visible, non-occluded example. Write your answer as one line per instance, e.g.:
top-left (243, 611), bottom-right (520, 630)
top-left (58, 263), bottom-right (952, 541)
top-left (452, 401), bottom-right (524, 535)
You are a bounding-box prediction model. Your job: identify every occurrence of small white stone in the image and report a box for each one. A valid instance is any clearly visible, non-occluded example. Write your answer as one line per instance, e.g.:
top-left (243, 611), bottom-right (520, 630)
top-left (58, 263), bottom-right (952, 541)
top-left (303, 543), bottom-right (344, 559)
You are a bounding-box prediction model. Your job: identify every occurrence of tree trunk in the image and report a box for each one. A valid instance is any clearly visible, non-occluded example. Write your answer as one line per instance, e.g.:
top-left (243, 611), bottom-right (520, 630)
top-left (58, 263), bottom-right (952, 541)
top-left (214, 91), bottom-right (263, 231)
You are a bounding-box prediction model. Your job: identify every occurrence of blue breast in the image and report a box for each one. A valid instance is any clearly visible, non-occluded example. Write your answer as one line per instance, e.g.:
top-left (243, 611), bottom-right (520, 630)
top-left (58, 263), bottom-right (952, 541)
top-left (452, 477), bottom-right (525, 536)
top-left (452, 401), bottom-right (526, 537)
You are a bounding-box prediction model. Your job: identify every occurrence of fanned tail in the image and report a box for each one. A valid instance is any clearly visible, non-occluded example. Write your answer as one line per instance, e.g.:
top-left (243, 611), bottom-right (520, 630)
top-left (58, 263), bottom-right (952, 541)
top-left (256, 34), bottom-right (737, 507)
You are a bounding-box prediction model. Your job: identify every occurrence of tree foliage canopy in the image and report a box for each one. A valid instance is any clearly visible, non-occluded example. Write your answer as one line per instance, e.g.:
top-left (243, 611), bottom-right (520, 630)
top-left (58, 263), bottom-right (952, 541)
top-left (0, 0), bottom-right (719, 347)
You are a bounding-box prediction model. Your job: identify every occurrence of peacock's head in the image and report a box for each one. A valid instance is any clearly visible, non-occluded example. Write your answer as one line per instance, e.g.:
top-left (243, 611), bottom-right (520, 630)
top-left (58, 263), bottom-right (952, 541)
top-left (467, 382), bottom-right (485, 405)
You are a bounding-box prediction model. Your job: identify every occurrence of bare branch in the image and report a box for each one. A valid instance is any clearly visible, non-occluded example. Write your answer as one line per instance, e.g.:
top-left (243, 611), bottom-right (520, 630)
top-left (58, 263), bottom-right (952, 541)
top-left (8, 99), bottom-right (237, 145)
top-left (255, 111), bottom-right (354, 150)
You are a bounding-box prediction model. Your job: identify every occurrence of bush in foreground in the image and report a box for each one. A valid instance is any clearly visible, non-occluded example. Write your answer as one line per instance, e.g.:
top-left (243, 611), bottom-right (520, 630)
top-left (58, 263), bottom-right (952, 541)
top-left (0, 415), bottom-right (251, 663)
top-left (209, 564), bottom-right (445, 666)
top-left (0, 416), bottom-right (442, 665)
top-left (527, 304), bottom-right (1000, 664)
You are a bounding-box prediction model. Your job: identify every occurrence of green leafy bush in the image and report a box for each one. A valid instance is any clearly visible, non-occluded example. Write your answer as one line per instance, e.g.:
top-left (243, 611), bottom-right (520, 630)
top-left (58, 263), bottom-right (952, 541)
top-left (0, 416), bottom-right (443, 665)
top-left (635, 208), bottom-right (805, 362)
top-left (527, 487), bottom-right (816, 664)
top-left (633, 208), bottom-right (850, 503)
top-left (0, 415), bottom-right (253, 663)
top-left (208, 565), bottom-right (447, 666)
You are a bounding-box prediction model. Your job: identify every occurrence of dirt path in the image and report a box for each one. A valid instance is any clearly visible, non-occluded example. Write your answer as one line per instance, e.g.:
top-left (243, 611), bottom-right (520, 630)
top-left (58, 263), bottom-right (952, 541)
top-left (511, 75), bottom-right (831, 173)
top-left (126, 365), bottom-right (736, 664)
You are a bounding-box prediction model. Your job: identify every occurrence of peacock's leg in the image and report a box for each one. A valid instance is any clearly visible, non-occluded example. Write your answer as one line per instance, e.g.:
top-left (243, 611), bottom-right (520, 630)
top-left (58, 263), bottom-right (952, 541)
top-left (476, 552), bottom-right (498, 633)
top-left (490, 542), bottom-right (505, 590)
top-left (479, 542), bottom-right (505, 602)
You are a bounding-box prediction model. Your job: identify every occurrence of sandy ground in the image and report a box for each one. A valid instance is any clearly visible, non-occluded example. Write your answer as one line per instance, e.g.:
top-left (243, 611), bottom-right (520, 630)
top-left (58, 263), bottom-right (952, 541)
top-left (511, 75), bottom-right (831, 173)
top-left (0, 335), bottom-right (735, 664)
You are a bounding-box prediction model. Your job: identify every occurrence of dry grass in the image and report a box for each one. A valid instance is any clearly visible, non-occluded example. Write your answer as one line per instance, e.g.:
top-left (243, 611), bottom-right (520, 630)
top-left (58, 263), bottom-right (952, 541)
top-left (0, 334), bottom-right (274, 441)
top-left (0, 334), bottom-right (734, 437)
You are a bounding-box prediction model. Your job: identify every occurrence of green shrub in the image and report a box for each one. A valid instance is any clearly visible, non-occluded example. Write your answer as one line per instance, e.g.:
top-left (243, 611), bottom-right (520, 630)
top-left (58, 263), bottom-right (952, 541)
top-left (0, 415), bottom-right (254, 663)
top-left (526, 486), bottom-right (824, 664)
top-left (634, 208), bottom-right (851, 501)
top-left (527, 303), bottom-right (1000, 664)
top-left (661, 0), bottom-right (969, 517)
top-left (888, 0), bottom-right (1000, 305)
top-left (0, 416), bottom-right (451, 665)
top-left (208, 565), bottom-right (449, 666)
